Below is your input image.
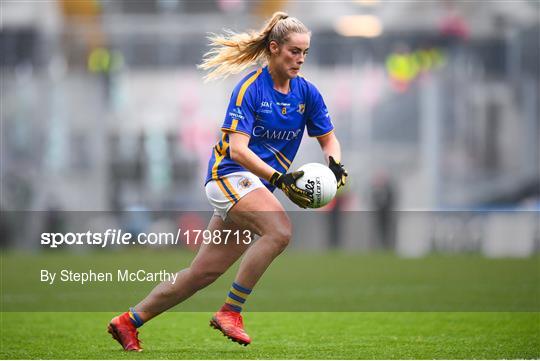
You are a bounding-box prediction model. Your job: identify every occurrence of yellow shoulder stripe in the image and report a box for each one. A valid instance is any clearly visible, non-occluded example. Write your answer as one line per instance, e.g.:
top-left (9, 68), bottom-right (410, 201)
top-left (236, 69), bottom-right (262, 106)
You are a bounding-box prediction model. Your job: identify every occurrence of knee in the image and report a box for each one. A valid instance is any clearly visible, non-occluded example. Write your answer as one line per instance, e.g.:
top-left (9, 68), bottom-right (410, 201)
top-left (266, 223), bottom-right (293, 253)
top-left (188, 267), bottom-right (224, 289)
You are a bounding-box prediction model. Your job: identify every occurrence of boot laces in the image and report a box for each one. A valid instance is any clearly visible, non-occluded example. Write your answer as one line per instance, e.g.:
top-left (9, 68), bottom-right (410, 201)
top-left (234, 314), bottom-right (244, 328)
top-left (221, 312), bottom-right (243, 329)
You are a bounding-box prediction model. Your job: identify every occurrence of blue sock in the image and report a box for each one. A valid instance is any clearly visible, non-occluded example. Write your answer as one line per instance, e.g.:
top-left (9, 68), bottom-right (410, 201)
top-left (224, 282), bottom-right (252, 313)
top-left (128, 307), bottom-right (144, 328)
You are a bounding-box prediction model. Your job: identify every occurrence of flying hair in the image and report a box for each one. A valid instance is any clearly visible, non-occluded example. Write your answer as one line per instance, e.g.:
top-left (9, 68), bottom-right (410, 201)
top-left (198, 12), bottom-right (310, 81)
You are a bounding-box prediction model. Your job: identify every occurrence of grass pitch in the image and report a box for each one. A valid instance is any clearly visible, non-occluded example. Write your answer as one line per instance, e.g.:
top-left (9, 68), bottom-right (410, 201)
top-left (1, 312), bottom-right (538, 359)
top-left (1, 250), bottom-right (539, 359)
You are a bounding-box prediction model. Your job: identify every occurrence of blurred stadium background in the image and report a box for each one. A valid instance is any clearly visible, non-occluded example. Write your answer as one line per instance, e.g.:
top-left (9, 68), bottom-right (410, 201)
top-left (2, 3), bottom-right (539, 359)
top-left (1, 0), bottom-right (539, 257)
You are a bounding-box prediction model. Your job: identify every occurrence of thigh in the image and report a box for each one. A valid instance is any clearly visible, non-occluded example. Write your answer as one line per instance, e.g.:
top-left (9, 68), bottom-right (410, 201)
top-left (189, 215), bottom-right (251, 273)
top-left (227, 187), bottom-right (291, 237)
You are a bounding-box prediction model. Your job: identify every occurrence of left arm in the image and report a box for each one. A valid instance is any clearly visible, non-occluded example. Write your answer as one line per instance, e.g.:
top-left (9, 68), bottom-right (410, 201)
top-left (317, 131), bottom-right (348, 188)
top-left (305, 81), bottom-right (347, 188)
top-left (316, 131), bottom-right (341, 165)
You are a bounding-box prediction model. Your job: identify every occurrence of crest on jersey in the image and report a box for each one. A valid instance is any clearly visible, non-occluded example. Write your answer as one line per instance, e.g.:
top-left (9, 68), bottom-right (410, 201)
top-left (298, 103), bottom-right (305, 114)
top-left (238, 177), bottom-right (253, 189)
top-left (281, 107), bottom-right (287, 115)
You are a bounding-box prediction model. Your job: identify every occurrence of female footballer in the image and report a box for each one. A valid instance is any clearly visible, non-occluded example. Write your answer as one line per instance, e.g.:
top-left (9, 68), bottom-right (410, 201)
top-left (108, 12), bottom-right (348, 351)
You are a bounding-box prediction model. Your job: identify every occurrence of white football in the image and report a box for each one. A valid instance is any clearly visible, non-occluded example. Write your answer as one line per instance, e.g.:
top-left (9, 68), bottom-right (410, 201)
top-left (296, 163), bottom-right (337, 208)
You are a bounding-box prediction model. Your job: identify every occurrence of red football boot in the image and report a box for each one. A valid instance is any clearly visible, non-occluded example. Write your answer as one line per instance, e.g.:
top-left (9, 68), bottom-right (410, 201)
top-left (107, 312), bottom-right (143, 352)
top-left (210, 309), bottom-right (251, 346)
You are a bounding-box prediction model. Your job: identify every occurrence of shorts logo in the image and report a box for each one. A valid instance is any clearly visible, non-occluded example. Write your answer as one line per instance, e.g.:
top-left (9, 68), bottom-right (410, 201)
top-left (298, 104), bottom-right (305, 114)
top-left (238, 177), bottom-right (253, 189)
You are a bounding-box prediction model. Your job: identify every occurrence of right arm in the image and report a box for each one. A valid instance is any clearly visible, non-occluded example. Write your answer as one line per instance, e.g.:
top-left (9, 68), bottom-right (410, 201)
top-left (227, 132), bottom-right (276, 182)
top-left (228, 131), bottom-right (311, 208)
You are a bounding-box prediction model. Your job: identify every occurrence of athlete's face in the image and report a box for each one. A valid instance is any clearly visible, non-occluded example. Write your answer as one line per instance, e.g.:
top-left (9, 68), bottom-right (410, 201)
top-left (270, 32), bottom-right (310, 79)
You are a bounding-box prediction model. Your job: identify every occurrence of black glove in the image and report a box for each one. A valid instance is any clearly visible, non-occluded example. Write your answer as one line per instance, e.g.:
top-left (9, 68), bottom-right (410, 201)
top-left (269, 171), bottom-right (312, 208)
top-left (328, 156), bottom-right (348, 189)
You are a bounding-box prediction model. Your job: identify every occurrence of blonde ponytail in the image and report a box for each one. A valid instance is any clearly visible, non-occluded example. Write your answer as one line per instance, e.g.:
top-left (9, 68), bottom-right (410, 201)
top-left (199, 12), bottom-right (309, 81)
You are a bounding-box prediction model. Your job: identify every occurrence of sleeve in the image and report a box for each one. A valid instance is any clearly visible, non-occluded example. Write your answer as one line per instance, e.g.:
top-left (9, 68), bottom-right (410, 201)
top-left (221, 74), bottom-right (259, 137)
top-left (305, 82), bottom-right (334, 138)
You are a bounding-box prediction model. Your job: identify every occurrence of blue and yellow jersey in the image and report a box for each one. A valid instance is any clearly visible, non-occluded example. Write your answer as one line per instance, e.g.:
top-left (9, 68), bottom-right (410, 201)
top-left (205, 66), bottom-right (334, 191)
